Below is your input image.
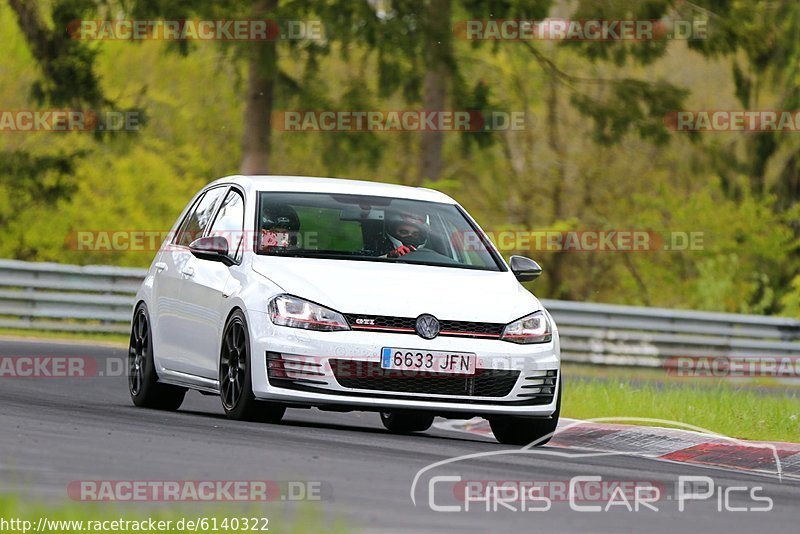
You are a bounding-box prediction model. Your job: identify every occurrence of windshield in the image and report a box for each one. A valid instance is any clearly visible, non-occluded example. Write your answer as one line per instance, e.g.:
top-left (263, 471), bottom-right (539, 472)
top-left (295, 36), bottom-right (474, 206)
top-left (255, 192), bottom-right (503, 271)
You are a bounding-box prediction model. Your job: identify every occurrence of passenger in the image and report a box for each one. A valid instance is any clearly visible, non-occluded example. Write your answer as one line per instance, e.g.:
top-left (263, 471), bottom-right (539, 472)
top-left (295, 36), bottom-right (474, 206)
top-left (259, 204), bottom-right (300, 252)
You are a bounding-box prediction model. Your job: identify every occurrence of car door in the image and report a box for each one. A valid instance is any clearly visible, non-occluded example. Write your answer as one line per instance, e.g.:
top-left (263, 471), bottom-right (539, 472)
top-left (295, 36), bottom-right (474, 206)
top-left (178, 187), bottom-right (246, 379)
top-left (155, 186), bottom-right (227, 374)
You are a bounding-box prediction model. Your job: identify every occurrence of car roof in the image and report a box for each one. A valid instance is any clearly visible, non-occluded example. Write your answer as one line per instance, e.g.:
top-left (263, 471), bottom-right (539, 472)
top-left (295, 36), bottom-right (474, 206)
top-left (208, 175), bottom-right (457, 204)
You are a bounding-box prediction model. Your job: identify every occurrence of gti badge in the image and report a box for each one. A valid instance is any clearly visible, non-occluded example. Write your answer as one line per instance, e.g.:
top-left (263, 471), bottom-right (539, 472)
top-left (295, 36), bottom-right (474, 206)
top-left (415, 314), bottom-right (440, 340)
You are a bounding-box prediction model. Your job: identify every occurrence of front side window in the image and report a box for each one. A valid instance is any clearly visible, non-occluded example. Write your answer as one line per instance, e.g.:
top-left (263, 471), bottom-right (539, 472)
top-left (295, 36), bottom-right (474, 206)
top-left (173, 187), bottom-right (227, 247)
top-left (256, 192), bottom-right (502, 271)
top-left (208, 189), bottom-right (245, 262)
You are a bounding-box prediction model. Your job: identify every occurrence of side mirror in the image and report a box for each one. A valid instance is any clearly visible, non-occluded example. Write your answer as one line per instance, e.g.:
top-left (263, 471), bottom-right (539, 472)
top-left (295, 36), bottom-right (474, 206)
top-left (509, 255), bottom-right (542, 282)
top-left (189, 236), bottom-right (235, 266)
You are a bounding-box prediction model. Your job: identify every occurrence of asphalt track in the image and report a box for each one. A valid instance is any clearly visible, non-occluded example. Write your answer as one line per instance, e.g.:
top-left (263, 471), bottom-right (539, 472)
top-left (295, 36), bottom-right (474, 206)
top-left (0, 338), bottom-right (798, 533)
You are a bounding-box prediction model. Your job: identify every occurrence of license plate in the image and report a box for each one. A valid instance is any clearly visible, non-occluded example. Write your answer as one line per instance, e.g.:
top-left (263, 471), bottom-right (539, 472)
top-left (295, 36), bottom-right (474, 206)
top-left (381, 347), bottom-right (477, 375)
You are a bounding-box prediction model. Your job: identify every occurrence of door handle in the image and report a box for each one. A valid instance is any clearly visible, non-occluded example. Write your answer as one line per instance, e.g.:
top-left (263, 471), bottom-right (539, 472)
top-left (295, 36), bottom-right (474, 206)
top-left (154, 262), bottom-right (167, 272)
top-left (181, 266), bottom-right (195, 277)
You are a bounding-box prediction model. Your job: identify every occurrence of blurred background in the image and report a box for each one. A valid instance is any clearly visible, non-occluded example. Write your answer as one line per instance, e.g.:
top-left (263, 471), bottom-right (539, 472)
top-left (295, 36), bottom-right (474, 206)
top-left (1, 0), bottom-right (799, 315)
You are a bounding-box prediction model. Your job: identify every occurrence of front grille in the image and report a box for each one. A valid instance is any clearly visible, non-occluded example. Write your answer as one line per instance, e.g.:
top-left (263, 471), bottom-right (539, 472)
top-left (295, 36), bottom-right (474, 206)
top-left (344, 314), bottom-right (505, 339)
top-left (440, 319), bottom-right (505, 337)
top-left (329, 359), bottom-right (518, 397)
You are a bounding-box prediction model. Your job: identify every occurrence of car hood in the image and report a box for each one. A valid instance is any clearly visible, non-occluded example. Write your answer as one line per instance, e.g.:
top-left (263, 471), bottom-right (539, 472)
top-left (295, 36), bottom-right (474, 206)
top-left (251, 256), bottom-right (541, 323)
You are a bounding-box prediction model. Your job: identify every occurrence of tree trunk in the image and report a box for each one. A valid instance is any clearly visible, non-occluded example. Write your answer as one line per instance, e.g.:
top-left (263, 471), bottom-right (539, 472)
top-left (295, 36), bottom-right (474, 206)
top-left (240, 0), bottom-right (278, 175)
top-left (546, 69), bottom-right (569, 299)
top-left (418, 0), bottom-right (451, 184)
top-left (7, 0), bottom-right (48, 57)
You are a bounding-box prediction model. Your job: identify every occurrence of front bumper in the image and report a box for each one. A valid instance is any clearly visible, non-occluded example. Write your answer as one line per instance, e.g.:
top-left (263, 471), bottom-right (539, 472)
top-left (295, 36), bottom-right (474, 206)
top-left (248, 310), bottom-right (561, 417)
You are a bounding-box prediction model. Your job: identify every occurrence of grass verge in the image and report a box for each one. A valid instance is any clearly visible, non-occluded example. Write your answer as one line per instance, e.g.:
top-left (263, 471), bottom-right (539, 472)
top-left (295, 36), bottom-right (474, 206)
top-left (563, 362), bottom-right (800, 390)
top-left (562, 375), bottom-right (800, 442)
top-left (0, 328), bottom-right (128, 346)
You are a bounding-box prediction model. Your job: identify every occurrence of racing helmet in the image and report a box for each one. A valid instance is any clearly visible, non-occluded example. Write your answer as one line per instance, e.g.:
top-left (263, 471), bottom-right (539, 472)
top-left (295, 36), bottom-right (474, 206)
top-left (260, 204), bottom-right (300, 249)
top-left (385, 210), bottom-right (430, 249)
top-left (261, 204), bottom-right (300, 232)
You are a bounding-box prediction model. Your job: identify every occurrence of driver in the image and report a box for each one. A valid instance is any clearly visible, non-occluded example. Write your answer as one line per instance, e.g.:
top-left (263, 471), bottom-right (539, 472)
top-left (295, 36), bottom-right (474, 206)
top-left (384, 211), bottom-right (430, 258)
top-left (259, 204), bottom-right (300, 252)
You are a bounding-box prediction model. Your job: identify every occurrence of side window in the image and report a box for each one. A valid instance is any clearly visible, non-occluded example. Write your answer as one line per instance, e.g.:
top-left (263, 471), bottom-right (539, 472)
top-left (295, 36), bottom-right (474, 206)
top-left (173, 187), bottom-right (226, 247)
top-left (208, 190), bottom-right (245, 262)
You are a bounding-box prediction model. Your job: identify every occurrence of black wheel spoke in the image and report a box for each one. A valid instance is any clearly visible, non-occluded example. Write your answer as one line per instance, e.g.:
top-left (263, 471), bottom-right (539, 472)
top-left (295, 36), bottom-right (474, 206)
top-left (127, 306), bottom-right (186, 412)
top-left (221, 320), bottom-right (247, 411)
top-left (129, 311), bottom-right (148, 396)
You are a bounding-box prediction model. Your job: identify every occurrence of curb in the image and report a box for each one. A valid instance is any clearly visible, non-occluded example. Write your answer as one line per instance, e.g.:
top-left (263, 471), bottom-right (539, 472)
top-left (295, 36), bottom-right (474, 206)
top-left (434, 417), bottom-right (800, 479)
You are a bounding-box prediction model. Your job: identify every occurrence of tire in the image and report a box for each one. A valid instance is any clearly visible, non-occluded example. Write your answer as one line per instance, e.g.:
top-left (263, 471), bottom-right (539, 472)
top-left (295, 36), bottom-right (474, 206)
top-left (219, 310), bottom-right (285, 423)
top-left (489, 378), bottom-right (561, 446)
top-left (128, 303), bottom-right (186, 410)
top-left (380, 411), bottom-right (435, 434)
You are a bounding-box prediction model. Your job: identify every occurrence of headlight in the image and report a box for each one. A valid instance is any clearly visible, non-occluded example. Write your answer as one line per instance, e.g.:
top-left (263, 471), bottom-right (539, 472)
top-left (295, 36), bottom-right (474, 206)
top-left (501, 311), bottom-right (552, 344)
top-left (268, 295), bottom-right (350, 331)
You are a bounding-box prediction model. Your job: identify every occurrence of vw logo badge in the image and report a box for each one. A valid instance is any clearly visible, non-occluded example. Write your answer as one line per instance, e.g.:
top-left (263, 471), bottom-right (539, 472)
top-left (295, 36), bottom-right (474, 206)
top-left (415, 314), bottom-right (440, 340)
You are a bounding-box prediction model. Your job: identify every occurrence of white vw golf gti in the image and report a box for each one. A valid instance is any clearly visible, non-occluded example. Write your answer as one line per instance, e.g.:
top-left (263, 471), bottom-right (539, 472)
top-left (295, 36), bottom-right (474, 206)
top-left (129, 175), bottom-right (561, 445)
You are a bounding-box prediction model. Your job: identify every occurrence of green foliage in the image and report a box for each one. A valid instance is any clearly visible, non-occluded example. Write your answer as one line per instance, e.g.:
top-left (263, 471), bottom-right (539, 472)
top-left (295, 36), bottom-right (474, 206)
top-left (571, 79), bottom-right (688, 145)
top-left (1, 0), bottom-right (800, 316)
top-left (563, 0), bottom-right (673, 66)
top-left (27, 0), bottom-right (108, 107)
top-left (780, 275), bottom-right (800, 318)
